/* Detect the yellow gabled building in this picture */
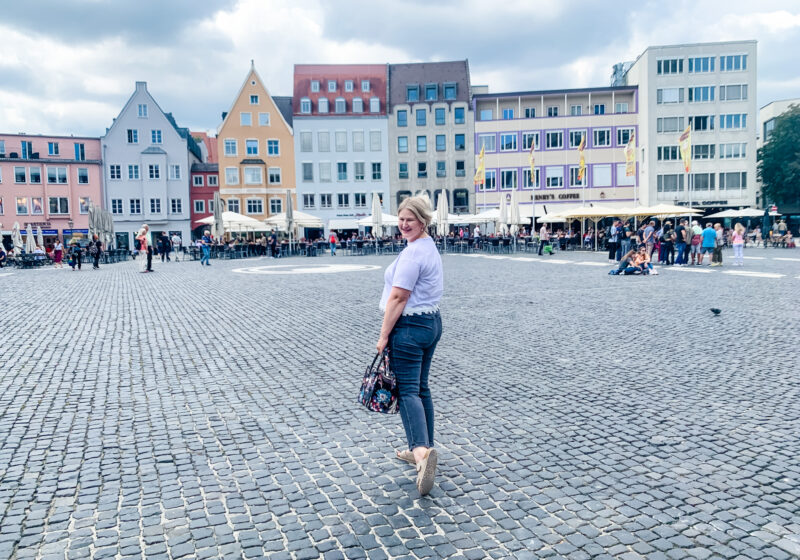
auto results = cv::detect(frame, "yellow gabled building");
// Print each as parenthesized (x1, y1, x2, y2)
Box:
(217, 62, 295, 221)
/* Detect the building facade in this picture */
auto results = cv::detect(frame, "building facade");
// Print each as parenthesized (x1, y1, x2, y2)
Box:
(292, 64, 389, 234)
(387, 61, 474, 214)
(622, 41, 758, 212)
(757, 98, 800, 213)
(473, 87, 639, 217)
(0, 134, 103, 249)
(189, 163, 219, 238)
(103, 81, 201, 250)
(217, 63, 295, 222)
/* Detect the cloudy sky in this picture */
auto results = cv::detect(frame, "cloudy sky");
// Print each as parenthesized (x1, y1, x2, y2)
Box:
(2, 0, 798, 138)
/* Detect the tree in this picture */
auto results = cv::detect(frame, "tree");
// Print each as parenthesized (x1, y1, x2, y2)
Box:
(758, 104, 800, 206)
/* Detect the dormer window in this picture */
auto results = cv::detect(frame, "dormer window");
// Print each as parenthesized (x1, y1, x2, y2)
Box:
(328, 80, 336, 92)
(344, 80, 354, 92)
(352, 98, 363, 113)
(444, 82, 457, 100)
(361, 80, 370, 92)
(425, 84, 438, 101)
(300, 98, 311, 114)
(311, 80, 320, 92)
(318, 98, 329, 113)
(335, 98, 346, 113)
(370, 97, 380, 113)
(406, 85, 419, 102)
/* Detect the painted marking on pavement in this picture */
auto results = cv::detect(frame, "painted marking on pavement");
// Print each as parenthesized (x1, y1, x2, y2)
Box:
(232, 264, 381, 275)
(722, 270, 785, 279)
(668, 267, 713, 273)
(774, 257, 800, 262)
(574, 262, 610, 267)
(0, 272, 14, 278)
(743, 256, 766, 260)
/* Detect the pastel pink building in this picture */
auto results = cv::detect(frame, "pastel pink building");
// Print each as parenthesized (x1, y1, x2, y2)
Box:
(0, 134, 102, 248)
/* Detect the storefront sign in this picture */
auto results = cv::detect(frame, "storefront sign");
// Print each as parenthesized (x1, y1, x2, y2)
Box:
(676, 200, 729, 206)
(534, 193, 582, 201)
(62, 229, 89, 235)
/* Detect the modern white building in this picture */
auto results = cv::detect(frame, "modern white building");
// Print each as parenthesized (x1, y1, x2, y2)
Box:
(103, 81, 201, 250)
(620, 41, 758, 213)
(292, 64, 390, 236)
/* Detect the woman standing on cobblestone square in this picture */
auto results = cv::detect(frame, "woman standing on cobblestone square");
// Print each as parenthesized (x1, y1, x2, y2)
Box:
(376, 196, 443, 496)
(136, 224, 151, 273)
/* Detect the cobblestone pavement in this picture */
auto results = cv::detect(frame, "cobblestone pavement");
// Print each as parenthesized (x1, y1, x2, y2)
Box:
(1, 248, 799, 560)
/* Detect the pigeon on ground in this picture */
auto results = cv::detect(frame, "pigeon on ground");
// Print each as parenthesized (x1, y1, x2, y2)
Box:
(710, 308, 721, 315)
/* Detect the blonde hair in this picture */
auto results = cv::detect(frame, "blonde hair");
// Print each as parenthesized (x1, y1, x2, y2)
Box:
(398, 196, 433, 228)
(734, 223, 745, 234)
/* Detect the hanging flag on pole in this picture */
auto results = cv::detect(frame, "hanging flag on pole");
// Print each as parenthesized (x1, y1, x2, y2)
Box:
(473, 145, 485, 186)
(528, 140, 535, 187)
(678, 124, 692, 173)
(577, 134, 586, 181)
(625, 131, 636, 177)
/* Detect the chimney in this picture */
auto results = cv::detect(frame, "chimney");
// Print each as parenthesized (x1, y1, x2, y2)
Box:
(135, 81, 147, 92)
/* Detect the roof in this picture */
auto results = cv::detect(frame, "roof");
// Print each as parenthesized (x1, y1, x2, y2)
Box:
(293, 64, 388, 117)
(473, 85, 638, 100)
(273, 96, 293, 127)
(388, 60, 471, 108)
(218, 63, 293, 135)
(191, 162, 219, 173)
(240, 158, 266, 165)
(190, 131, 219, 163)
(141, 146, 168, 155)
(165, 113, 203, 161)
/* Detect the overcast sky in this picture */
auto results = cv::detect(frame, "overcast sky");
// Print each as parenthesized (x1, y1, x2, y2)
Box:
(1, 0, 798, 138)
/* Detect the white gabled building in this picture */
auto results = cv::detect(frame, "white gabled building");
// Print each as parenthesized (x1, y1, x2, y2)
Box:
(103, 81, 202, 250)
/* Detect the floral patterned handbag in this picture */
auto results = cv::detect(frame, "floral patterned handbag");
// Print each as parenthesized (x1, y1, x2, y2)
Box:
(358, 351, 399, 414)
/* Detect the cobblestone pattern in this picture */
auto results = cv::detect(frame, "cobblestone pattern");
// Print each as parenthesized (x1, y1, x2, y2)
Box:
(0, 250, 798, 560)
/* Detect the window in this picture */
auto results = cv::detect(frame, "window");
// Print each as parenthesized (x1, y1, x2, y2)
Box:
(524, 107, 536, 119)
(657, 117, 684, 133)
(547, 106, 558, 117)
(31, 197, 43, 215)
(269, 199, 283, 214)
(208, 176, 218, 186)
(522, 132, 539, 150)
(268, 167, 281, 184)
(720, 171, 746, 190)
(501, 169, 517, 190)
(244, 167, 262, 184)
(361, 80, 370, 92)
(352, 162, 363, 181)
(693, 144, 715, 159)
(193, 175, 204, 187)
(328, 80, 336, 92)
(127, 129, 138, 143)
(48, 142, 59, 155)
(148, 164, 160, 180)
(240, 112, 252, 126)
(455, 160, 465, 177)
(311, 80, 320, 93)
(170, 199, 182, 214)
(444, 83, 457, 100)
(300, 131, 312, 152)
(246, 199, 263, 214)
(240, 139, 257, 157)
(406, 85, 419, 102)
(266, 139, 280, 156)
(320, 193, 332, 208)
(151, 130, 162, 144)
(337, 162, 348, 181)
(109, 165, 121, 180)
(688, 86, 715, 102)
(128, 164, 140, 180)
(545, 167, 563, 188)
(399, 162, 409, 179)
(691, 173, 715, 191)
(29, 167, 41, 184)
(370, 131, 381, 151)
(370, 98, 380, 113)
(337, 193, 350, 207)
(372, 162, 382, 180)
(129, 199, 141, 214)
(689, 56, 714, 73)
(354, 193, 367, 208)
(250, 94, 259, 105)
(0, 140, 4, 156)
(78, 168, 89, 184)
(569, 130, 586, 149)
(720, 84, 748, 101)
(434, 135, 446, 152)
(352, 98, 363, 113)
(617, 163, 635, 186)
(483, 170, 496, 190)
(545, 131, 563, 149)
(593, 164, 611, 187)
(318, 98, 329, 113)
(416, 108, 426, 126)
(300, 98, 311, 114)
(318, 131, 330, 152)
(14, 167, 26, 183)
(319, 162, 331, 182)
(227, 199, 240, 213)
(259, 112, 270, 126)
(569, 167, 585, 187)
(720, 113, 746, 129)
(478, 134, 496, 152)
(50, 197, 70, 214)
(112, 199, 123, 214)
(480, 109, 493, 121)
(522, 168, 540, 189)
(335, 131, 347, 152)
(343, 80, 353, 93)
(500, 133, 517, 151)
(150, 198, 161, 213)
(617, 127, 634, 146)
(657, 174, 684, 192)
(657, 146, 680, 161)
(454, 107, 465, 124)
(657, 58, 683, 75)
(425, 84, 437, 101)
(719, 143, 746, 159)
(720, 55, 747, 72)
(502, 108, 514, 120)
(416, 136, 427, 152)
(397, 110, 408, 127)
(417, 162, 427, 178)
(15, 197, 29, 215)
(225, 167, 239, 185)
(335, 98, 346, 113)
(436, 161, 446, 178)
(224, 139, 237, 156)
(208, 199, 214, 212)
(303, 194, 315, 208)
(615, 102, 629, 113)
(138, 103, 148, 117)
(21, 141, 32, 159)
(570, 105, 582, 116)
(435, 108, 446, 125)
(48, 167, 68, 183)
(657, 88, 684, 104)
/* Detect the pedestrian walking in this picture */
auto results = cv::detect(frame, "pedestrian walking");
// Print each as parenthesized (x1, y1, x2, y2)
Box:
(689, 220, 703, 265)
(136, 224, 152, 273)
(699, 222, 716, 266)
(661, 221, 675, 265)
(53, 240, 64, 268)
(538, 223, 548, 256)
(731, 223, 745, 266)
(329, 231, 338, 256)
(89, 234, 103, 269)
(159, 231, 171, 262)
(70, 242, 82, 271)
(269, 229, 278, 258)
(607, 220, 620, 262)
(712, 223, 724, 266)
(171, 232, 182, 259)
(200, 230, 212, 266)
(674, 219, 688, 265)
(376, 196, 443, 496)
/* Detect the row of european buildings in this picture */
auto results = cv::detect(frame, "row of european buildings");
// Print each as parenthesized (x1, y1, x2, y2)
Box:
(1, 39, 792, 250)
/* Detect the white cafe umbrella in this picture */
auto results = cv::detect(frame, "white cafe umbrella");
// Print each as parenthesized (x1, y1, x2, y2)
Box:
(36, 226, 44, 248)
(265, 210, 322, 229)
(357, 212, 398, 227)
(213, 192, 224, 240)
(285, 189, 295, 253)
(372, 193, 383, 238)
(497, 194, 509, 236)
(509, 190, 521, 237)
(436, 191, 449, 238)
(25, 224, 36, 253)
(11, 222, 23, 255)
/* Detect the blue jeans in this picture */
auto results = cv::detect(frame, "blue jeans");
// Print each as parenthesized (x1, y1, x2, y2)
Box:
(200, 246, 210, 265)
(330, 243, 336, 255)
(675, 242, 686, 264)
(389, 311, 442, 451)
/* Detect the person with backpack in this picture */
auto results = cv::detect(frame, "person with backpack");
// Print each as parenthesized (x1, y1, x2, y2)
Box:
(89, 234, 103, 269)
(70, 241, 83, 271)
(159, 231, 171, 262)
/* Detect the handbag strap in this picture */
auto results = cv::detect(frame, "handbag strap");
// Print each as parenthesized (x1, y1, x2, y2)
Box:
(369, 350, 388, 371)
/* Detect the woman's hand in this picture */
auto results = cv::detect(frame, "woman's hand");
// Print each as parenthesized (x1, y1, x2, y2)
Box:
(376, 334, 389, 354)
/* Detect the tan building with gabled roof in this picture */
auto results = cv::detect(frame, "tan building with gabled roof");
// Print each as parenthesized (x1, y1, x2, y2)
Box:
(217, 62, 295, 221)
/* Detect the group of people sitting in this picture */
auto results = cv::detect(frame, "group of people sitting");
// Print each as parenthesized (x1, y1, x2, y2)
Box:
(609, 244, 656, 275)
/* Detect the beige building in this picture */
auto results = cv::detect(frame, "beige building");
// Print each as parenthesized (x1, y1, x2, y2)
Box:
(217, 63, 295, 220)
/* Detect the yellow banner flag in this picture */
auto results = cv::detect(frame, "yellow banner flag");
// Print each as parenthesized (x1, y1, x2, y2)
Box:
(577, 134, 586, 182)
(473, 145, 485, 186)
(678, 125, 691, 173)
(528, 140, 535, 186)
(625, 132, 636, 177)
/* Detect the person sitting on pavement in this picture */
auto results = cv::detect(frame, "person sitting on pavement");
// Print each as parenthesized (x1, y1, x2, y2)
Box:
(622, 245, 652, 275)
(609, 247, 637, 275)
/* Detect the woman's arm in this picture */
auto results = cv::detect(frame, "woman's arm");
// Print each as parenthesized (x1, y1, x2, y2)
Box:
(376, 287, 411, 353)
